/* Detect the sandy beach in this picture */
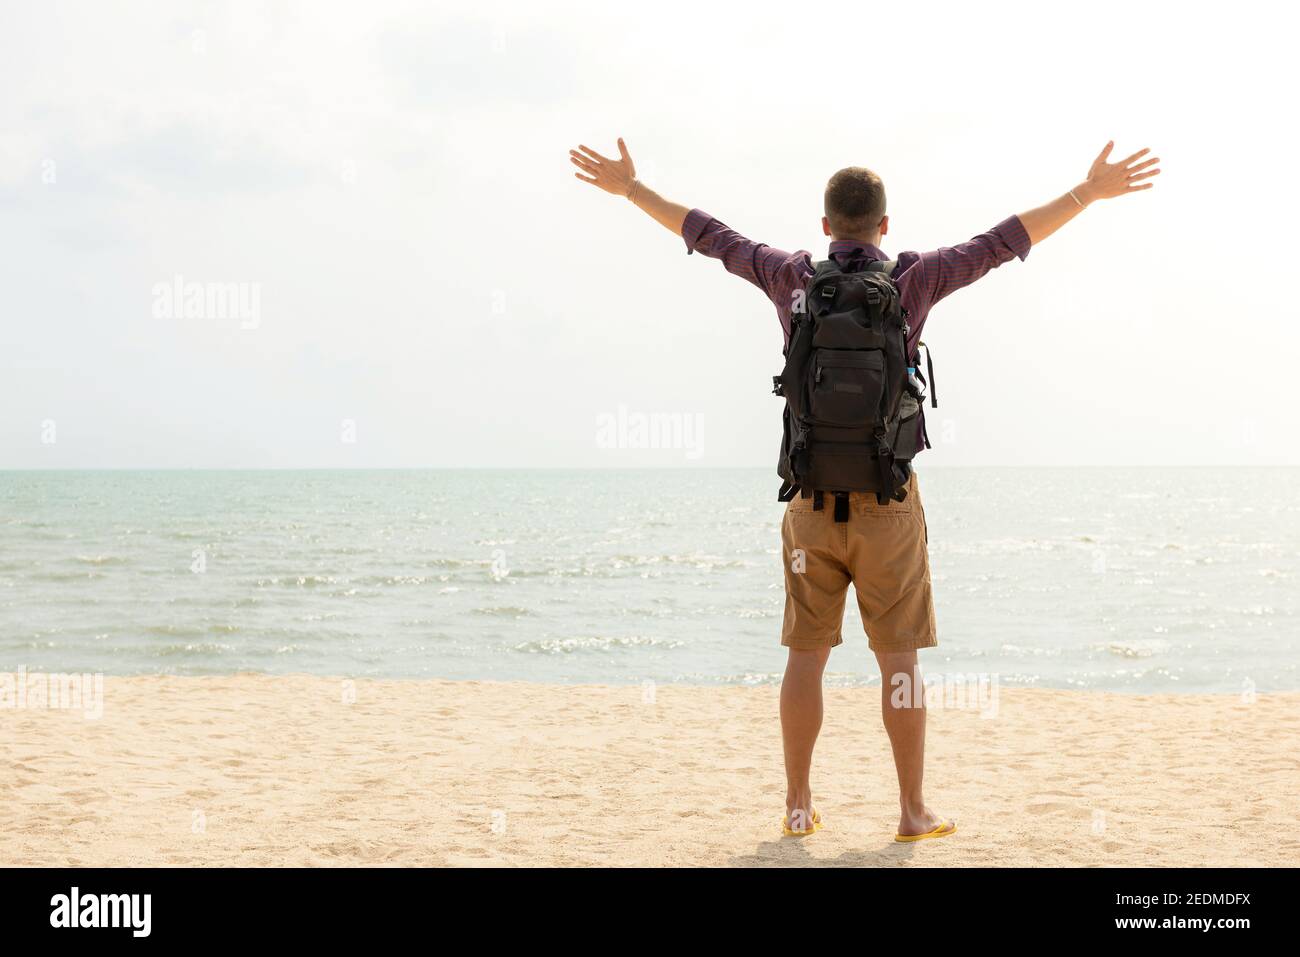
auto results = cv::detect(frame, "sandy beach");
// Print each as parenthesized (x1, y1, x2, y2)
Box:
(2, 675, 1297, 867)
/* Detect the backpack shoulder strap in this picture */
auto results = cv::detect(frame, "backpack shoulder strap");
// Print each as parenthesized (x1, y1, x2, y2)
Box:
(811, 257, 845, 279)
(807, 258, 846, 309)
(864, 258, 897, 276)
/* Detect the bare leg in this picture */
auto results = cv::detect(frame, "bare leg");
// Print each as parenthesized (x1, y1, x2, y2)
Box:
(780, 645, 832, 828)
(875, 649, 948, 836)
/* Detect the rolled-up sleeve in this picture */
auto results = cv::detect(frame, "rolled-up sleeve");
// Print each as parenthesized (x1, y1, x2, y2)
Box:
(681, 207, 715, 255)
(911, 214, 1031, 310)
(679, 208, 809, 309)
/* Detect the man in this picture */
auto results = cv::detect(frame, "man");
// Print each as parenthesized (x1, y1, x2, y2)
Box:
(569, 138, 1160, 841)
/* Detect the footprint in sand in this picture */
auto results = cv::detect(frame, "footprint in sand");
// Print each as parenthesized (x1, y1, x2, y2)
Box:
(1025, 801, 1070, 814)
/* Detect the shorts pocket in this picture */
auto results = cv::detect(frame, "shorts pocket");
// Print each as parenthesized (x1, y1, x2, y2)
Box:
(851, 494, 914, 517)
(851, 471, 917, 517)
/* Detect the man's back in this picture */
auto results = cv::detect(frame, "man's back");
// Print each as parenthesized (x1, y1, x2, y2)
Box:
(679, 207, 1033, 461)
(679, 207, 1031, 367)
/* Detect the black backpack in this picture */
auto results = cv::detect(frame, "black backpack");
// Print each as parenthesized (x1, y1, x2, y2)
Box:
(772, 257, 935, 517)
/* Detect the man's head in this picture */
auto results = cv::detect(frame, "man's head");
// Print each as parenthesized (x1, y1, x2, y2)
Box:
(822, 167, 888, 245)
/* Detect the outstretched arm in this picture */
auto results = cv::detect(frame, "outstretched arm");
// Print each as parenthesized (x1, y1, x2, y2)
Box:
(1018, 141, 1161, 245)
(569, 138, 688, 235)
(569, 137, 811, 330)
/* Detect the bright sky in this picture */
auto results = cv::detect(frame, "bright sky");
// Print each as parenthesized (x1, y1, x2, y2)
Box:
(1, 0, 1295, 468)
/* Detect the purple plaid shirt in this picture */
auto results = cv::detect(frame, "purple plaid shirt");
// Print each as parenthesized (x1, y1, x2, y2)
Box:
(681, 208, 1032, 454)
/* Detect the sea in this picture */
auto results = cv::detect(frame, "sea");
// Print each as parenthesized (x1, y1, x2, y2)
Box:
(1, 468, 1296, 693)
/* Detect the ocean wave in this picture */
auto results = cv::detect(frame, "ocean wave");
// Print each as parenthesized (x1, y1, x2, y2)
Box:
(147, 641, 236, 657)
(484, 558, 753, 579)
(353, 574, 449, 587)
(609, 554, 750, 570)
(253, 575, 340, 588)
(999, 643, 1062, 658)
(472, 606, 535, 618)
(29, 570, 108, 582)
(1105, 639, 1170, 659)
(675, 670, 783, 686)
(396, 620, 454, 632)
(419, 557, 487, 568)
(511, 635, 685, 654)
(936, 539, 1063, 556)
(136, 623, 243, 638)
(489, 567, 594, 579)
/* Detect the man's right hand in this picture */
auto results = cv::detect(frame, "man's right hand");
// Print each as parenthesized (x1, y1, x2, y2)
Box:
(1018, 140, 1162, 245)
(1076, 141, 1161, 204)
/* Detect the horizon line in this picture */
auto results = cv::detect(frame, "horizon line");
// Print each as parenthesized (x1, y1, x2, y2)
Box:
(3, 464, 1299, 473)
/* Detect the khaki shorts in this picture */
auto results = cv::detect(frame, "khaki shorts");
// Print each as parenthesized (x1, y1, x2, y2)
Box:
(780, 470, 937, 652)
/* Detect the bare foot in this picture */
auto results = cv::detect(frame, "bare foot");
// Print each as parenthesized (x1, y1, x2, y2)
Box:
(785, 789, 818, 833)
(898, 801, 951, 837)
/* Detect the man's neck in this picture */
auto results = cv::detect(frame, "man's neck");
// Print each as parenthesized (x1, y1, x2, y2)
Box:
(831, 235, 883, 248)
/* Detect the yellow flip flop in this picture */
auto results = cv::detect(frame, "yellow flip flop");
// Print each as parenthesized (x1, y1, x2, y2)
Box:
(895, 819, 956, 843)
(782, 809, 823, 837)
